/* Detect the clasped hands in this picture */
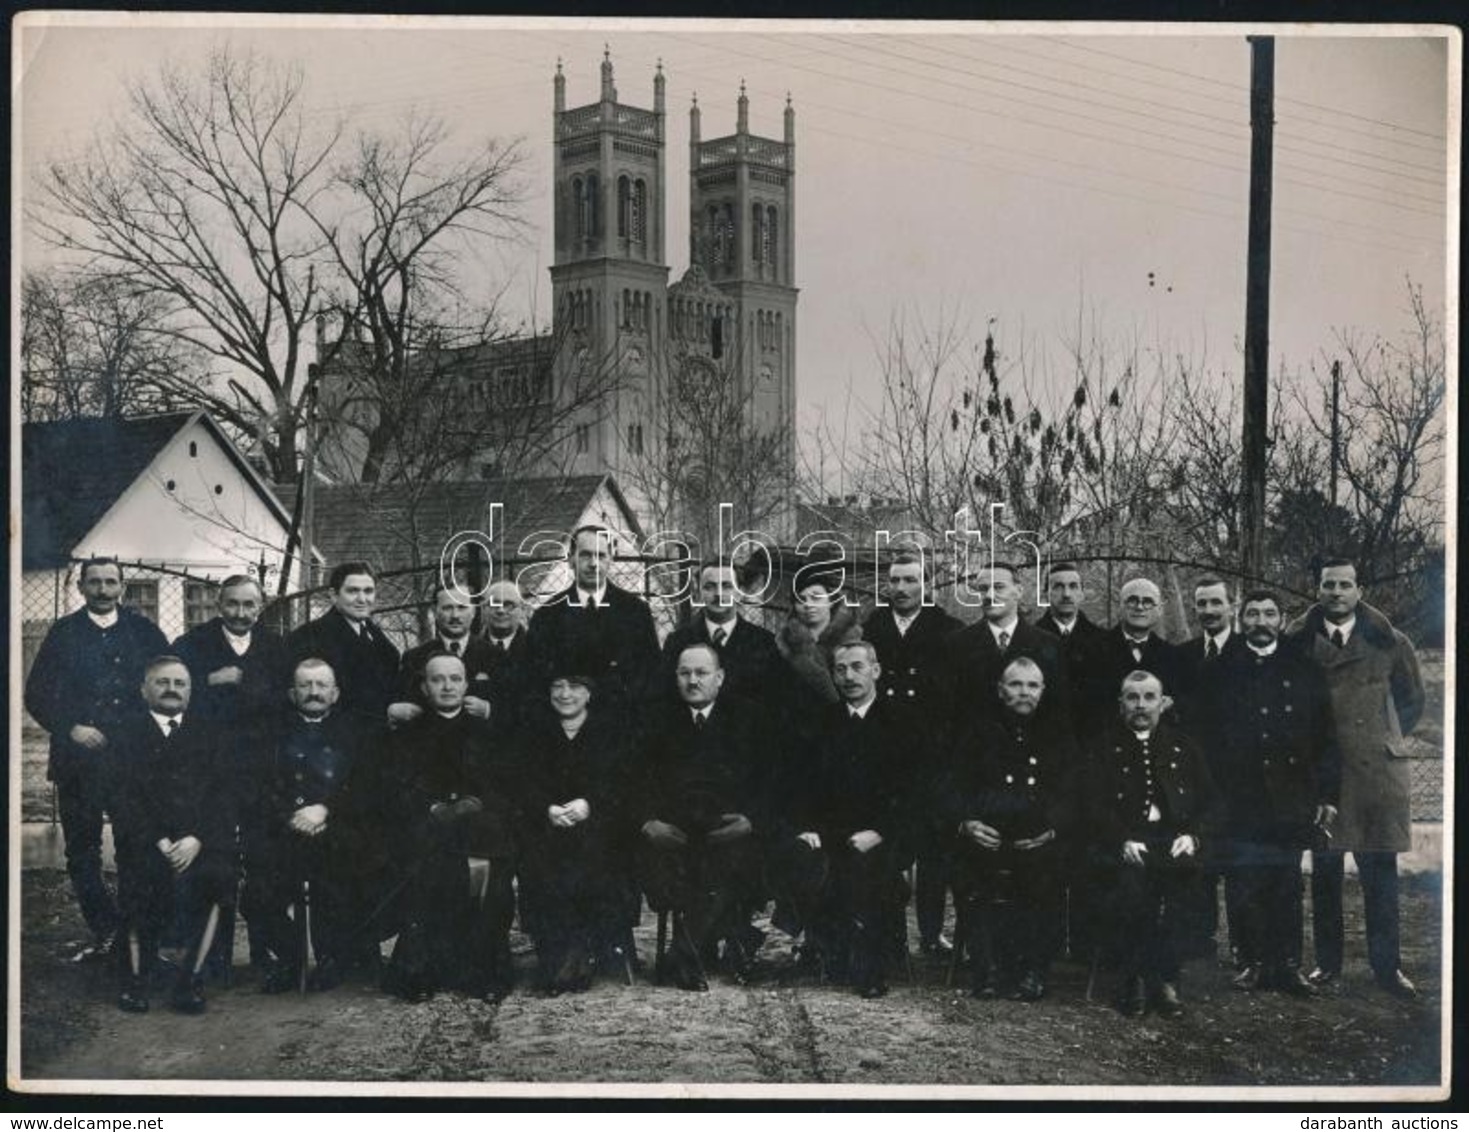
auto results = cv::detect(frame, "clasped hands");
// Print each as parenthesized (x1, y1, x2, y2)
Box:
(958, 820, 1055, 851)
(155, 835, 203, 873)
(549, 798, 591, 828)
(430, 796, 484, 825)
(794, 829, 883, 853)
(289, 804, 329, 837)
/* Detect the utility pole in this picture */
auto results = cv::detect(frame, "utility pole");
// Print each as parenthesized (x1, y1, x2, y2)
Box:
(1241, 36, 1275, 583)
(1329, 357, 1341, 509)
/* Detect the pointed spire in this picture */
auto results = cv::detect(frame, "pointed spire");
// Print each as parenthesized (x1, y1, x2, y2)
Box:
(736, 79, 749, 135)
(690, 90, 701, 145)
(554, 57, 566, 114)
(784, 90, 795, 146)
(654, 57, 665, 113)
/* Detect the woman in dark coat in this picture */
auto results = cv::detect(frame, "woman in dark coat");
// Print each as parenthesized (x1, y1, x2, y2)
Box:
(514, 668, 632, 993)
(774, 578, 863, 709)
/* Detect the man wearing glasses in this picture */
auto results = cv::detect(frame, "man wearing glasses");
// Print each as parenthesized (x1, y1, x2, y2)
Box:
(1083, 578, 1182, 734)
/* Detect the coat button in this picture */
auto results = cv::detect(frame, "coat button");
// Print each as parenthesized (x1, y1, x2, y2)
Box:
(1005, 774, 1014, 784)
(1285, 705, 1293, 713)
(295, 796, 305, 805)
(1259, 707, 1269, 715)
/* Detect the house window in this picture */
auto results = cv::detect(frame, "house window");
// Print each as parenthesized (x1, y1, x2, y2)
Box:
(124, 580, 159, 624)
(184, 581, 216, 630)
(627, 422, 644, 456)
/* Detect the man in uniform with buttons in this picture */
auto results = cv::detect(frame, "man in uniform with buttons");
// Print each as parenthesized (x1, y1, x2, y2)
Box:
(25, 557, 169, 958)
(253, 659, 366, 993)
(1206, 589, 1339, 996)
(943, 657, 1078, 1000)
(1091, 670, 1221, 1019)
(862, 547, 961, 959)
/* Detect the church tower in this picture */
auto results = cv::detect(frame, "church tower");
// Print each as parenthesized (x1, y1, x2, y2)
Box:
(687, 83, 798, 473)
(551, 52, 669, 474)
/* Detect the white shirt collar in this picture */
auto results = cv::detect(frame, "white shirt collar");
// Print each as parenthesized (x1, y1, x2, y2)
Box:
(224, 626, 252, 655)
(576, 585, 608, 608)
(87, 609, 119, 629)
(892, 609, 920, 634)
(1326, 614, 1356, 643)
(706, 616, 738, 640)
(690, 705, 713, 724)
(1051, 614, 1077, 635)
(1132, 729, 1152, 742)
(1247, 641, 1278, 657)
(435, 707, 464, 720)
(1205, 627, 1231, 652)
(988, 615, 1019, 641)
(150, 710, 183, 735)
(847, 695, 877, 719)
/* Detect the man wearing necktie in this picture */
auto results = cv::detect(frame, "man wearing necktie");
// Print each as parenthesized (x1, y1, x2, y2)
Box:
(286, 561, 401, 731)
(659, 561, 786, 712)
(1286, 558, 1426, 998)
(777, 641, 915, 998)
(109, 657, 234, 1015)
(1082, 577, 1182, 735)
(1090, 670, 1221, 1019)
(635, 643, 767, 991)
(392, 585, 497, 725)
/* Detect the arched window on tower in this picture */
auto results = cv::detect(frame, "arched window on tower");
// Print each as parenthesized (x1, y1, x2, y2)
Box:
(586, 173, 600, 238)
(632, 180, 647, 243)
(766, 207, 778, 275)
(707, 206, 722, 272)
(572, 178, 586, 240)
(752, 204, 763, 262)
(723, 204, 736, 268)
(617, 176, 631, 238)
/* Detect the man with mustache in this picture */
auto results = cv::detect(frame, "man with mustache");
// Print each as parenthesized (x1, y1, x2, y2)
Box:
(391, 584, 497, 724)
(109, 657, 235, 1014)
(1206, 589, 1339, 996)
(252, 659, 367, 993)
(25, 557, 169, 958)
(171, 573, 286, 976)
(943, 657, 1079, 1001)
(1090, 671, 1221, 1019)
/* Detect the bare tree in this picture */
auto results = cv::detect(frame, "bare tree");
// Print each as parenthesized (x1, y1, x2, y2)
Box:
(621, 338, 794, 549)
(21, 269, 207, 422)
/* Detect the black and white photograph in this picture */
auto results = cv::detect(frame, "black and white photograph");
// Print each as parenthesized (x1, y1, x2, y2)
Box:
(9, 14, 1455, 1101)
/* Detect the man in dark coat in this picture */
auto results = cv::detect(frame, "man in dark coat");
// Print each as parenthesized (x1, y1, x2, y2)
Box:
(944, 657, 1079, 1001)
(1287, 558, 1426, 998)
(1033, 561, 1110, 729)
(251, 659, 367, 994)
(1091, 670, 1221, 1019)
(480, 578, 535, 732)
(1082, 577, 1183, 734)
(524, 524, 661, 724)
(862, 548, 961, 958)
(171, 573, 286, 973)
(1170, 576, 1247, 966)
(24, 558, 169, 954)
(636, 643, 768, 991)
(392, 584, 497, 722)
(660, 560, 786, 710)
(286, 560, 401, 729)
(778, 640, 914, 998)
(109, 657, 235, 1014)
(946, 560, 1069, 729)
(375, 653, 517, 1002)
(1207, 589, 1340, 996)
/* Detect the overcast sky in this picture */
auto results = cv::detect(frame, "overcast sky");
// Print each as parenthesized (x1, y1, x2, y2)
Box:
(16, 17, 1455, 454)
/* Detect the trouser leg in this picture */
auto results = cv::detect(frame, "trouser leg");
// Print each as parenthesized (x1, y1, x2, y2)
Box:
(914, 837, 949, 946)
(1310, 849, 1345, 974)
(56, 768, 120, 940)
(1356, 851, 1402, 976)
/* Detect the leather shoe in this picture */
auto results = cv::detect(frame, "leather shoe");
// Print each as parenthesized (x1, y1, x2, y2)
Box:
(117, 978, 149, 1014)
(920, 937, 953, 959)
(1117, 976, 1147, 1018)
(671, 966, 710, 992)
(1232, 964, 1261, 990)
(307, 958, 342, 992)
(1275, 968, 1317, 997)
(859, 979, 888, 999)
(1375, 969, 1418, 999)
(1153, 982, 1184, 1019)
(170, 974, 207, 1015)
(260, 962, 298, 994)
(1014, 971, 1046, 1002)
(970, 969, 999, 999)
(1306, 966, 1340, 987)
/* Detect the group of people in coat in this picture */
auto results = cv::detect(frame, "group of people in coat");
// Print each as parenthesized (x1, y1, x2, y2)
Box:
(24, 528, 1427, 1019)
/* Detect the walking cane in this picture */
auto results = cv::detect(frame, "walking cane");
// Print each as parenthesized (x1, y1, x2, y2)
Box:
(297, 878, 312, 995)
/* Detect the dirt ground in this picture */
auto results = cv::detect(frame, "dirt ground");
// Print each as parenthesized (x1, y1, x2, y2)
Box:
(16, 866, 1443, 1093)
